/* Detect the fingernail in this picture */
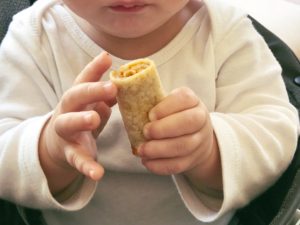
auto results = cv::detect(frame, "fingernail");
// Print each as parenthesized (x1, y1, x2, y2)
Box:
(143, 124, 151, 139)
(89, 170, 95, 180)
(136, 144, 144, 157)
(102, 81, 113, 90)
(148, 111, 156, 121)
(84, 112, 94, 123)
(99, 51, 109, 59)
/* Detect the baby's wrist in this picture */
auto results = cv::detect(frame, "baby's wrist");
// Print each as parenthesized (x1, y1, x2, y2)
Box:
(38, 121, 80, 194)
(184, 133, 222, 191)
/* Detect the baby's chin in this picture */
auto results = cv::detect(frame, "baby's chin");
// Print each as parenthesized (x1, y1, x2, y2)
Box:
(102, 21, 164, 40)
(107, 28, 157, 39)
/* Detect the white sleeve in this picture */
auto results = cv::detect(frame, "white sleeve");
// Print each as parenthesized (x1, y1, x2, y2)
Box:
(173, 12, 299, 223)
(0, 9, 96, 210)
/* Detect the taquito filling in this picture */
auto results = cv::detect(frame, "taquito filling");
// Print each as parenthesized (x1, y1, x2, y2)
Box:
(114, 62, 150, 78)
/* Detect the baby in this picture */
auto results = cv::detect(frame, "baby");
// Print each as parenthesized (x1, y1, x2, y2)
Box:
(0, 0, 298, 224)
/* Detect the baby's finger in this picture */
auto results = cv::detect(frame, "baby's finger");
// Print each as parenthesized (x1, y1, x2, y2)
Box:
(144, 107, 207, 139)
(138, 131, 204, 159)
(142, 152, 199, 175)
(64, 145, 104, 181)
(55, 111, 100, 141)
(60, 81, 117, 113)
(149, 87, 199, 121)
(92, 102, 112, 137)
(74, 52, 112, 85)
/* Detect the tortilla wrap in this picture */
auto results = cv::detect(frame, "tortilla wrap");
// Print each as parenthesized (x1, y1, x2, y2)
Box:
(110, 58, 165, 155)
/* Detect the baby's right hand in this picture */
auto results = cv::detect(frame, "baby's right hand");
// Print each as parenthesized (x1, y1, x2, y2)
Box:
(39, 52, 117, 194)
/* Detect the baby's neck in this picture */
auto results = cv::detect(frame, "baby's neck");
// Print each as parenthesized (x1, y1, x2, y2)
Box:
(89, 15, 188, 60)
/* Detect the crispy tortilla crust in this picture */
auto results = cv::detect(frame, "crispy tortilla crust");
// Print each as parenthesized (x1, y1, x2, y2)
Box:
(110, 58, 165, 155)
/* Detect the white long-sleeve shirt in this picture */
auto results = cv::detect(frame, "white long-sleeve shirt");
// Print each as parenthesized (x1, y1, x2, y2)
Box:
(0, 0, 298, 224)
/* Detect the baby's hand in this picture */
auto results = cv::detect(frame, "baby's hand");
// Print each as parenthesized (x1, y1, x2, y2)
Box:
(39, 52, 117, 193)
(137, 87, 221, 188)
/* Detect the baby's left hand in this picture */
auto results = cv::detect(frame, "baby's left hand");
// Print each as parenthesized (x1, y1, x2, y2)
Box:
(137, 87, 216, 177)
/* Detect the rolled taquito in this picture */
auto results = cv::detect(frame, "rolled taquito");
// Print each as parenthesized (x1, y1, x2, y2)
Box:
(110, 58, 165, 155)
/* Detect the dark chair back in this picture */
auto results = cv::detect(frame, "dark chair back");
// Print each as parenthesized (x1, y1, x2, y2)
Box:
(0, 0, 31, 43)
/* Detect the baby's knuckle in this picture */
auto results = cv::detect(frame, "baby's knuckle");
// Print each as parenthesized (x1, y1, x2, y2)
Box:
(72, 154, 80, 168)
(85, 83, 95, 96)
(141, 143, 152, 157)
(65, 150, 83, 172)
(172, 142, 185, 156)
(190, 132, 203, 147)
(193, 108, 206, 125)
(65, 149, 76, 167)
(74, 156, 86, 174)
(61, 91, 73, 108)
(147, 122, 163, 139)
(184, 110, 200, 128)
(164, 163, 183, 175)
(177, 87, 198, 106)
(54, 117, 63, 136)
(144, 162, 158, 174)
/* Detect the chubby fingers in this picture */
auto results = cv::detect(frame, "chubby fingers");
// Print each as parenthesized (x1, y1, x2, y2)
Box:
(139, 127, 211, 158)
(141, 154, 199, 176)
(148, 87, 199, 121)
(144, 106, 207, 140)
(139, 128, 214, 175)
(145, 87, 203, 139)
(55, 110, 100, 141)
(55, 101, 113, 141)
(60, 81, 117, 113)
(138, 87, 215, 175)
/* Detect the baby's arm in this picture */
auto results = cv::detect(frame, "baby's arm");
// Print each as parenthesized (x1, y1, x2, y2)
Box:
(0, 7, 117, 209)
(39, 52, 117, 195)
(0, 38, 116, 208)
(136, 16, 299, 222)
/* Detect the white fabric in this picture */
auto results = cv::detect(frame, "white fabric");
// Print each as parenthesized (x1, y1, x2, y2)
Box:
(0, 0, 298, 224)
(227, 0, 300, 59)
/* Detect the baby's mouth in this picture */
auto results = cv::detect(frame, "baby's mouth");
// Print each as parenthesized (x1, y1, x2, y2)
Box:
(109, 3, 148, 12)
